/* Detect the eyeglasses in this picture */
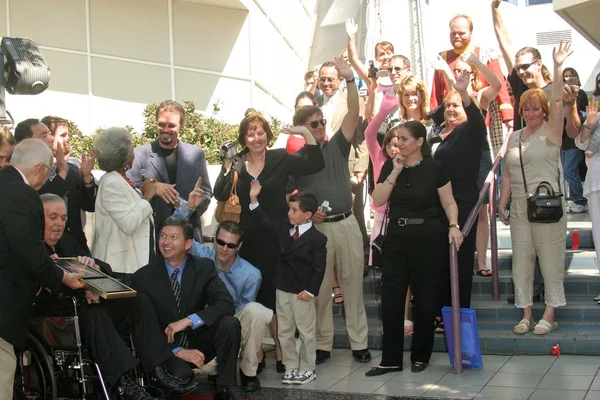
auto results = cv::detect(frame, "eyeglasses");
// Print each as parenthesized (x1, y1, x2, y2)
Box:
(42, 164, 53, 176)
(387, 66, 408, 74)
(514, 60, 538, 72)
(319, 77, 337, 83)
(216, 238, 239, 249)
(307, 119, 327, 129)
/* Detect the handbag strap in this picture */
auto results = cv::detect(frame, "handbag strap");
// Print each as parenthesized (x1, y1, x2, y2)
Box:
(231, 170, 239, 197)
(518, 131, 562, 195)
(379, 206, 389, 235)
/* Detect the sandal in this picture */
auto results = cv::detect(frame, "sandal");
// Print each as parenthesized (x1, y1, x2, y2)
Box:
(476, 269, 492, 277)
(434, 318, 445, 334)
(513, 318, 534, 334)
(404, 320, 414, 336)
(332, 286, 344, 304)
(533, 319, 558, 335)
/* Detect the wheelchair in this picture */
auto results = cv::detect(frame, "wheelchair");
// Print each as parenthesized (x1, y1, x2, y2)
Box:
(13, 296, 157, 400)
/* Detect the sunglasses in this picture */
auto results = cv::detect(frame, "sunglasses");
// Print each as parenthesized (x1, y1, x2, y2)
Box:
(307, 119, 327, 129)
(319, 77, 337, 83)
(514, 60, 538, 72)
(216, 238, 239, 249)
(387, 66, 408, 74)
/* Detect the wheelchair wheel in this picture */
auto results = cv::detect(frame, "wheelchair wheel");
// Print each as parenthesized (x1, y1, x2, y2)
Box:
(13, 333, 57, 400)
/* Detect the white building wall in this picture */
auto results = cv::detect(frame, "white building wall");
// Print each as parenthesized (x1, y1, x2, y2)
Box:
(1, 0, 317, 133)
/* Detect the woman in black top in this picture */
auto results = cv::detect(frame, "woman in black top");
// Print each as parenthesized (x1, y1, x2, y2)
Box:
(428, 70, 487, 314)
(213, 112, 324, 370)
(365, 121, 463, 375)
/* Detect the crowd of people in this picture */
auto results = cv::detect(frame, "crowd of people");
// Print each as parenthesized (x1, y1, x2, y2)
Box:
(1, 1, 600, 399)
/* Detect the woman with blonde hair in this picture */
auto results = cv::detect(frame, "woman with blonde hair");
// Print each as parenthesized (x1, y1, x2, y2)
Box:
(499, 41, 572, 335)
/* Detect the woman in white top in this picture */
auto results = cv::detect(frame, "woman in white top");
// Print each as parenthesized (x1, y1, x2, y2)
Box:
(92, 127, 157, 279)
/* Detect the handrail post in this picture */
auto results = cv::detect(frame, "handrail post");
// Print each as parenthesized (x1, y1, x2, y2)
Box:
(450, 242, 462, 374)
(489, 172, 500, 301)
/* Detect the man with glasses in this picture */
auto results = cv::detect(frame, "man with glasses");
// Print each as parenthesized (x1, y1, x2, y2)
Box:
(127, 100, 213, 243)
(294, 58, 372, 365)
(173, 201, 270, 393)
(431, 13, 514, 155)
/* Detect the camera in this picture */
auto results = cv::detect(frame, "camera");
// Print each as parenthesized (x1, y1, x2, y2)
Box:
(319, 200, 332, 214)
(220, 141, 237, 159)
(368, 60, 378, 79)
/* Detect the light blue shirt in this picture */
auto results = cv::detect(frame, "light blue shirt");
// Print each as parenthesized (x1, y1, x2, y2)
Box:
(164, 259, 204, 355)
(188, 241, 262, 315)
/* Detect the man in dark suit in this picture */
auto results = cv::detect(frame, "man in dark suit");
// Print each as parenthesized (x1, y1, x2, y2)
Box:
(131, 217, 240, 400)
(40, 193, 198, 400)
(0, 139, 83, 400)
(15, 117, 97, 252)
(127, 101, 213, 242)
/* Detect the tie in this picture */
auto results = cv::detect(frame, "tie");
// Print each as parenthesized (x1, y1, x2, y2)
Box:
(291, 226, 300, 243)
(170, 269, 189, 349)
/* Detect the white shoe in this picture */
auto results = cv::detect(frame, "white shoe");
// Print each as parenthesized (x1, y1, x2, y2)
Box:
(292, 370, 317, 385)
(281, 369, 298, 385)
(569, 203, 588, 213)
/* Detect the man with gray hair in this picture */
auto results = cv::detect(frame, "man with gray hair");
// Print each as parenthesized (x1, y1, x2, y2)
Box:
(0, 139, 83, 400)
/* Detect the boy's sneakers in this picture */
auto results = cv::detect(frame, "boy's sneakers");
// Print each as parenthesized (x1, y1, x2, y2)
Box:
(292, 370, 317, 385)
(569, 203, 589, 214)
(281, 369, 298, 384)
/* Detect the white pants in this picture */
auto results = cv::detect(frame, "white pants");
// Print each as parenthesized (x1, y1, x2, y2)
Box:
(235, 302, 273, 376)
(588, 191, 600, 274)
(0, 337, 15, 400)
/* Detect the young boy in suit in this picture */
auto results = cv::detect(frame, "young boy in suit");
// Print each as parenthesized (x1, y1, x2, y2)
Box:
(248, 180, 327, 385)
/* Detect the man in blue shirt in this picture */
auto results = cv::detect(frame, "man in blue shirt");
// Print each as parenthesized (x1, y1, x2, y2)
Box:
(175, 204, 272, 392)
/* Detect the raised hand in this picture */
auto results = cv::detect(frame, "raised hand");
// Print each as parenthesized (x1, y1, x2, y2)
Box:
(55, 141, 68, 179)
(463, 52, 481, 66)
(249, 179, 262, 199)
(186, 177, 204, 210)
(333, 57, 354, 81)
(552, 40, 573, 66)
(429, 55, 451, 72)
(451, 70, 471, 92)
(562, 84, 578, 107)
(280, 125, 311, 137)
(345, 18, 358, 38)
(80, 150, 96, 182)
(491, 0, 501, 9)
(586, 99, 600, 129)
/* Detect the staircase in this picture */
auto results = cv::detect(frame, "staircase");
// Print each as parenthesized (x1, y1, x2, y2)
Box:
(332, 214, 600, 355)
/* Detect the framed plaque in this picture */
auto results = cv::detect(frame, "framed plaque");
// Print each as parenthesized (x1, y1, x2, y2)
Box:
(55, 258, 137, 300)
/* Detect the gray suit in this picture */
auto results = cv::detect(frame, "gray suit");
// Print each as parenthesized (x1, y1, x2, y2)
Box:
(127, 140, 213, 241)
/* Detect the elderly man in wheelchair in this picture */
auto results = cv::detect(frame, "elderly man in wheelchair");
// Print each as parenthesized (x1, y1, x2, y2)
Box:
(13, 193, 199, 400)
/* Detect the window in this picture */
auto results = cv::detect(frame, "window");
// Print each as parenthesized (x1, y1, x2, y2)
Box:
(502, 0, 518, 4)
(527, 0, 552, 5)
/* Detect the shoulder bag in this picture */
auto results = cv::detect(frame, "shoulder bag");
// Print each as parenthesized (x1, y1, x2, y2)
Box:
(370, 207, 389, 268)
(518, 133, 563, 223)
(215, 170, 242, 223)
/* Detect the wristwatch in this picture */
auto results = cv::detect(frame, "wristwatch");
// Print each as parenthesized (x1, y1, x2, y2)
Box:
(449, 224, 460, 229)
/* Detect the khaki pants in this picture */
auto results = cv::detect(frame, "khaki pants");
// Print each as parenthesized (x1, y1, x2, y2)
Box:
(315, 215, 368, 351)
(276, 289, 316, 371)
(0, 337, 15, 400)
(235, 302, 273, 377)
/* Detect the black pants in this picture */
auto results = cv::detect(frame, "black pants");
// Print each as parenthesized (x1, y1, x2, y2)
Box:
(79, 293, 173, 386)
(440, 199, 478, 309)
(167, 316, 241, 388)
(380, 226, 447, 367)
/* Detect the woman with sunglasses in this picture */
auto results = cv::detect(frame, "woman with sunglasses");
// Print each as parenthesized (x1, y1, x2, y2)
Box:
(213, 111, 324, 373)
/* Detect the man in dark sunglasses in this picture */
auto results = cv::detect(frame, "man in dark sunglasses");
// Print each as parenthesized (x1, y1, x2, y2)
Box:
(172, 205, 271, 393)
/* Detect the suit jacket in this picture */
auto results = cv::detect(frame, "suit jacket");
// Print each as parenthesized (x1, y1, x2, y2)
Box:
(127, 141, 213, 241)
(249, 205, 327, 296)
(92, 171, 153, 274)
(131, 255, 235, 347)
(0, 166, 64, 348)
(39, 162, 97, 252)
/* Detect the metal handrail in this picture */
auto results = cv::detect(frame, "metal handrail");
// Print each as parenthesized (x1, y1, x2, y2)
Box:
(450, 139, 509, 374)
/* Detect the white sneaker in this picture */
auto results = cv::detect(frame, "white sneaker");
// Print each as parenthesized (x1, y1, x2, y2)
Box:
(569, 203, 589, 213)
(281, 369, 298, 385)
(292, 370, 317, 385)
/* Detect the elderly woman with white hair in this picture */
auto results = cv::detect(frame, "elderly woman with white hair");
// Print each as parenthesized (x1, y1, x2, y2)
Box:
(91, 127, 157, 280)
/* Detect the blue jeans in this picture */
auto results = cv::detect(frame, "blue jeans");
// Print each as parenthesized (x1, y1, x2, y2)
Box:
(563, 149, 587, 206)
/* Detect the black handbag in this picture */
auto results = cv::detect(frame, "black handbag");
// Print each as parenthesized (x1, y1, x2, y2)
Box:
(370, 208, 388, 268)
(518, 134, 563, 223)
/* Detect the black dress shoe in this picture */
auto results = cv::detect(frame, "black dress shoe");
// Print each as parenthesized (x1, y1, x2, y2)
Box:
(152, 363, 199, 395)
(257, 351, 266, 375)
(316, 350, 331, 365)
(411, 362, 428, 373)
(352, 349, 372, 363)
(365, 366, 402, 376)
(118, 374, 159, 400)
(240, 369, 261, 392)
(213, 388, 235, 400)
(276, 360, 286, 373)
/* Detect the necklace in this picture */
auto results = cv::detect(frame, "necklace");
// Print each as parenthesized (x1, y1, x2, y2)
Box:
(404, 158, 423, 168)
